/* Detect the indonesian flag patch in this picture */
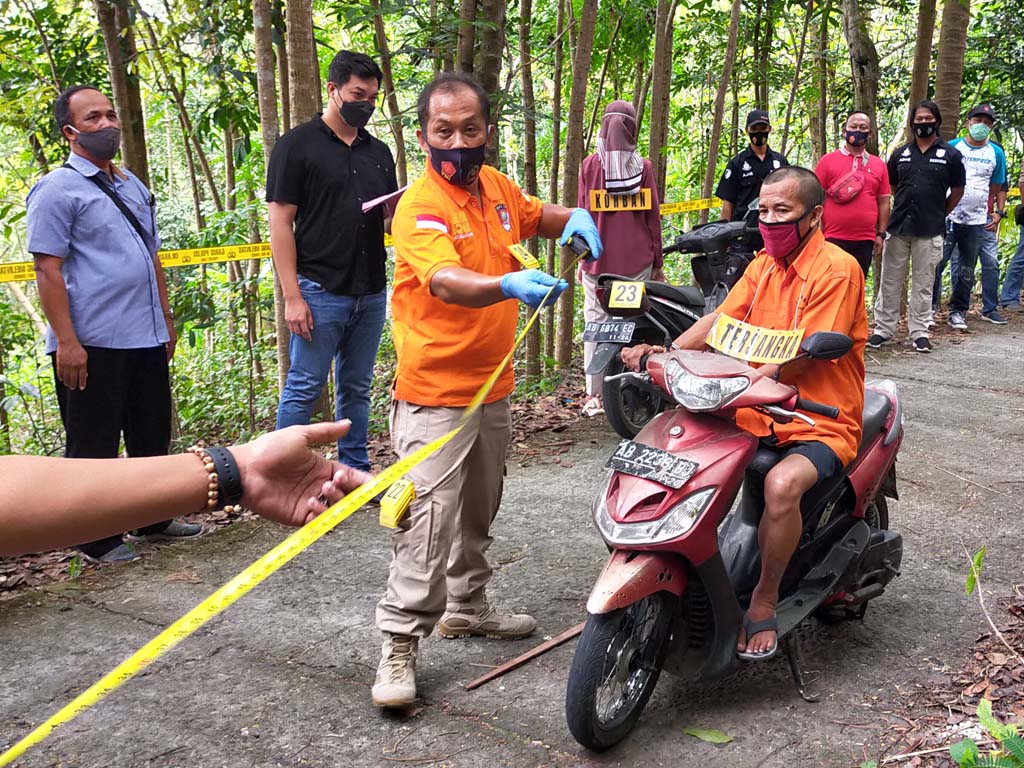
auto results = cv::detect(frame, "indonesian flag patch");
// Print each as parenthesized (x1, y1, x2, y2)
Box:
(415, 214, 448, 234)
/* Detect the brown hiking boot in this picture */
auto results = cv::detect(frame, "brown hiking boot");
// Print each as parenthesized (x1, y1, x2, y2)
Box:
(371, 633, 417, 708)
(437, 604, 537, 640)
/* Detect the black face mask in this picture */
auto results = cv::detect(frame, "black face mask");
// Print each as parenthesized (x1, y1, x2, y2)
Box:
(427, 140, 487, 186)
(67, 125, 121, 162)
(749, 130, 770, 147)
(337, 97, 374, 129)
(845, 129, 869, 147)
(912, 122, 937, 138)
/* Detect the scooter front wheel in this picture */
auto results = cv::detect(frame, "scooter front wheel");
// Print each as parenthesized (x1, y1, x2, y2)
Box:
(565, 593, 674, 751)
(602, 355, 667, 439)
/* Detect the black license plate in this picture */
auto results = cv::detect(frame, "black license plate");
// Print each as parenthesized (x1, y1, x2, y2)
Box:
(583, 320, 636, 343)
(605, 440, 698, 489)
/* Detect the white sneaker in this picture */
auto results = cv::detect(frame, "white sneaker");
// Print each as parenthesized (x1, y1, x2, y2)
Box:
(371, 634, 417, 708)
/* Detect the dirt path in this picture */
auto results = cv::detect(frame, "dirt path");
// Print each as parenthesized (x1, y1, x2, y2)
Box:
(2, 321, 1022, 768)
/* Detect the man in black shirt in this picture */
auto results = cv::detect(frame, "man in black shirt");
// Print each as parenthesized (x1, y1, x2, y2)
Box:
(868, 100, 965, 353)
(266, 50, 398, 473)
(715, 109, 790, 231)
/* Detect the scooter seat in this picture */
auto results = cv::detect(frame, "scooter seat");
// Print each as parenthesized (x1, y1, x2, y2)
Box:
(644, 281, 706, 309)
(859, 389, 892, 451)
(745, 389, 893, 518)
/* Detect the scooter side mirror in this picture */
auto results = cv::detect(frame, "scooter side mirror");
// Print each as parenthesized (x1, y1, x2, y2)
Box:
(799, 331, 853, 360)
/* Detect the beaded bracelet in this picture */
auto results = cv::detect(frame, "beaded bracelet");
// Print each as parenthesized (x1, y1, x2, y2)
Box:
(187, 445, 240, 513)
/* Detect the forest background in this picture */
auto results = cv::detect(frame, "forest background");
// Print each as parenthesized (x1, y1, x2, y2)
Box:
(0, 0, 1020, 458)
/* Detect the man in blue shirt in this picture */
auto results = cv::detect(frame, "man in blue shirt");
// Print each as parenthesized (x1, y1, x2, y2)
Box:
(941, 103, 1008, 329)
(26, 85, 201, 562)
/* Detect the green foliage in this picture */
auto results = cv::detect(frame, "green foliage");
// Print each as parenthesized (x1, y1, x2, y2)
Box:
(966, 546, 987, 596)
(682, 727, 734, 744)
(950, 701, 1023, 767)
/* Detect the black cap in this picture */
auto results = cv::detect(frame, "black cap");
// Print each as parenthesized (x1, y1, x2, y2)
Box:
(967, 103, 997, 121)
(746, 109, 771, 128)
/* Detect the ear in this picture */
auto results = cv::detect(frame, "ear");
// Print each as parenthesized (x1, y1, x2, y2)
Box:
(415, 128, 429, 156)
(485, 124, 496, 146)
(810, 204, 824, 229)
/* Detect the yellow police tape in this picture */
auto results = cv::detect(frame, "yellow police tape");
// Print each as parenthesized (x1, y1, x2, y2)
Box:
(0, 252, 573, 767)
(4, 188, 1019, 285)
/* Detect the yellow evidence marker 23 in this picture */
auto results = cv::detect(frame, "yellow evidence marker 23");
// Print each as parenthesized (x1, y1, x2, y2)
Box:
(704, 314, 805, 365)
(607, 280, 645, 310)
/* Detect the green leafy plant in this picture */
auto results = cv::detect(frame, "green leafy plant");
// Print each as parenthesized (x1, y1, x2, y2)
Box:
(949, 699, 1024, 767)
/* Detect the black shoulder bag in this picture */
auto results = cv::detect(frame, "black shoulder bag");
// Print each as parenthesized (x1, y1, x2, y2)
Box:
(64, 163, 154, 250)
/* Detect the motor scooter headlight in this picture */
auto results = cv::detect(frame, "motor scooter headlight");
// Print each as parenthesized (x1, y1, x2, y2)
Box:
(664, 359, 748, 411)
(594, 485, 716, 546)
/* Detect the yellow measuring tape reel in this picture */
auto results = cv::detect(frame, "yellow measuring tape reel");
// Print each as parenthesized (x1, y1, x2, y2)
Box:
(0, 249, 582, 767)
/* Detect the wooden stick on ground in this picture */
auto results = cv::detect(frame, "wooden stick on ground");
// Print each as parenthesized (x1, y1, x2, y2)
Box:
(463, 622, 585, 691)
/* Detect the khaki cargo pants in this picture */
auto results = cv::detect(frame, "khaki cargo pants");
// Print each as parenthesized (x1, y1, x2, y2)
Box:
(376, 397, 512, 638)
(873, 234, 944, 341)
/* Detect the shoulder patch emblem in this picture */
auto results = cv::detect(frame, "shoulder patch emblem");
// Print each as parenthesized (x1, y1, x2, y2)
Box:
(724, 168, 732, 179)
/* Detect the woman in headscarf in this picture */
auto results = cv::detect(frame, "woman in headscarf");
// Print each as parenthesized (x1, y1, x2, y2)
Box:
(577, 100, 664, 417)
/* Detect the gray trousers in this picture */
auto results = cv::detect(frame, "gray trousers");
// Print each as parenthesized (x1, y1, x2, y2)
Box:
(873, 234, 943, 341)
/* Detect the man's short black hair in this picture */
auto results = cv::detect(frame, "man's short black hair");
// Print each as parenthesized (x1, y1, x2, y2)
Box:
(911, 99, 942, 126)
(328, 50, 383, 88)
(762, 166, 824, 209)
(846, 110, 872, 126)
(416, 73, 490, 131)
(54, 85, 102, 132)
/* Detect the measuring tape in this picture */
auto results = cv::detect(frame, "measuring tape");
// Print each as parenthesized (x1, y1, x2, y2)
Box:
(0, 251, 577, 766)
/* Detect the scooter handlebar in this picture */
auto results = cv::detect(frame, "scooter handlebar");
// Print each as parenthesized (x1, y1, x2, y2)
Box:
(795, 397, 839, 420)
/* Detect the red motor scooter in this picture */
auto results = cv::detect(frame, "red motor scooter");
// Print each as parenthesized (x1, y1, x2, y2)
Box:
(565, 332, 904, 751)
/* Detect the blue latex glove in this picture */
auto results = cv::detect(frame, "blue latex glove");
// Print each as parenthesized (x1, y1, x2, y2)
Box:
(500, 269, 569, 308)
(559, 208, 603, 261)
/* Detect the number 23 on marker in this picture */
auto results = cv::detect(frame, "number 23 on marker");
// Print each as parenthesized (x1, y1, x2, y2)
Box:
(608, 280, 645, 309)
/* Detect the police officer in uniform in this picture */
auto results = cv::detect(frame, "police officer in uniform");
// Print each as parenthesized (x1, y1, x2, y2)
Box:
(715, 109, 790, 235)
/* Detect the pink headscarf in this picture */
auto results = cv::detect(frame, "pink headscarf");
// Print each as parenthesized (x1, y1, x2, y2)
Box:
(596, 100, 643, 195)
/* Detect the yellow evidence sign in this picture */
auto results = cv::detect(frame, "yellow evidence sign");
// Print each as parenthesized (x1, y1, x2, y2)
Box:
(589, 188, 653, 212)
(705, 315, 804, 364)
(508, 243, 542, 270)
(607, 280, 646, 310)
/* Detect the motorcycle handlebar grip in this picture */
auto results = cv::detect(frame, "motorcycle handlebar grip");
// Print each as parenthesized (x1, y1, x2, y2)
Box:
(662, 241, 683, 255)
(638, 352, 652, 372)
(795, 397, 839, 420)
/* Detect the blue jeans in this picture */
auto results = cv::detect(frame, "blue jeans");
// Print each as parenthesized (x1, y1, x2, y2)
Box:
(999, 226, 1024, 307)
(276, 276, 387, 471)
(948, 222, 999, 315)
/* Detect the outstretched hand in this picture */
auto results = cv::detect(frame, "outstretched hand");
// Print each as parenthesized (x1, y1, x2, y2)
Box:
(231, 421, 373, 527)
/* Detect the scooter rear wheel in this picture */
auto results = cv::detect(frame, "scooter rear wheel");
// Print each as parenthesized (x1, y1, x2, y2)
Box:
(565, 593, 674, 751)
(602, 356, 667, 439)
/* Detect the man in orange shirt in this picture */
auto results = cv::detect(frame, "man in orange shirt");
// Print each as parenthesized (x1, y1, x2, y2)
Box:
(624, 167, 866, 661)
(372, 72, 602, 708)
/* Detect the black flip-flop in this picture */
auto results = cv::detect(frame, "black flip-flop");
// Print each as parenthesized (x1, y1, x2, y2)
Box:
(736, 614, 779, 662)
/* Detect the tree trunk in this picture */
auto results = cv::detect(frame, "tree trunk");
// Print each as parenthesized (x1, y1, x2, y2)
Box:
(647, 0, 676, 200)
(254, 0, 290, 391)
(544, 0, 565, 364)
(753, 0, 775, 109)
(519, 0, 540, 379)
(583, 14, 622, 154)
(273, 0, 291, 132)
(94, 0, 149, 186)
(808, 12, 829, 160)
(474, 0, 506, 167)
(699, 0, 742, 224)
(840, 0, 880, 154)
(908, 0, 937, 131)
(555, 0, 597, 368)
(457, 0, 478, 72)
(286, 0, 320, 123)
(779, 2, 811, 157)
(370, 0, 408, 186)
(933, 0, 971, 140)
